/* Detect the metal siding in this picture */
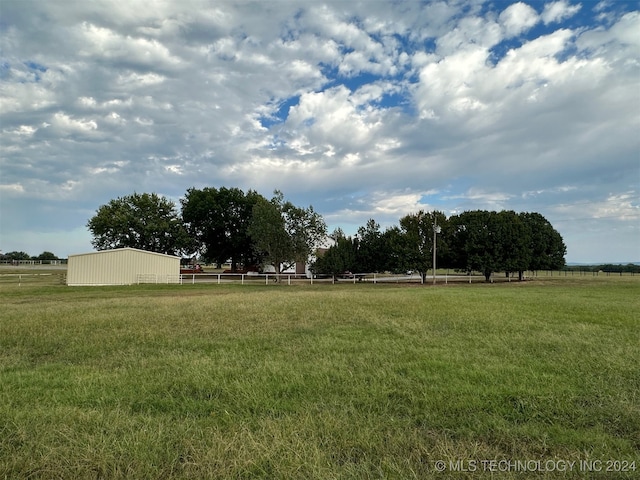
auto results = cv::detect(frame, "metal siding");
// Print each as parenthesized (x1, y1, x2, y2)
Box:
(67, 248, 179, 286)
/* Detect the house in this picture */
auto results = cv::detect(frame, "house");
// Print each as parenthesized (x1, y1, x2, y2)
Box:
(262, 236, 336, 277)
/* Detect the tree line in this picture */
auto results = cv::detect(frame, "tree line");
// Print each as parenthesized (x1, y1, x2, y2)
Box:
(87, 189, 327, 275)
(1, 251, 60, 261)
(314, 210, 567, 281)
(564, 264, 640, 274)
(83, 188, 570, 281)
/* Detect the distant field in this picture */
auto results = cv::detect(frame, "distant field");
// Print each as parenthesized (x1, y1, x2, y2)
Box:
(1, 277, 638, 479)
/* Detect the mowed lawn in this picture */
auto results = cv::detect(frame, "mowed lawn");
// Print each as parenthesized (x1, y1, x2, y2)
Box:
(1, 277, 638, 479)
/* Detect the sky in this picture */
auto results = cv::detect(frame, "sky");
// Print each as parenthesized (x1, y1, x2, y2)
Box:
(1, 0, 638, 263)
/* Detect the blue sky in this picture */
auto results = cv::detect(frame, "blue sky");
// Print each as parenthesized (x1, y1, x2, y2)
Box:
(1, 0, 638, 263)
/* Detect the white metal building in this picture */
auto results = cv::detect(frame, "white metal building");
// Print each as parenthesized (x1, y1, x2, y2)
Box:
(67, 248, 180, 286)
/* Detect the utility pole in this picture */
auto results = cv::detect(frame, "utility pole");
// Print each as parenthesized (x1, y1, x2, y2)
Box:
(433, 219, 441, 284)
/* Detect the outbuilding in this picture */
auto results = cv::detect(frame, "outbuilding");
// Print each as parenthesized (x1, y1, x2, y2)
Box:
(67, 247, 180, 286)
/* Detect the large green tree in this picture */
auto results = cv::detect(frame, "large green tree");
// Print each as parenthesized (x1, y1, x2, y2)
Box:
(4, 251, 31, 261)
(450, 210, 565, 281)
(355, 219, 387, 273)
(495, 210, 531, 280)
(36, 251, 58, 261)
(450, 210, 501, 281)
(180, 187, 263, 268)
(248, 191, 327, 274)
(397, 210, 449, 282)
(87, 192, 191, 255)
(519, 212, 566, 272)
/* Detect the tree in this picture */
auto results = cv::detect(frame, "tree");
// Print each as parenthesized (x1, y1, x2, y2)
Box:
(36, 251, 58, 261)
(355, 219, 386, 273)
(87, 192, 192, 255)
(4, 251, 31, 261)
(181, 187, 264, 269)
(450, 210, 500, 281)
(313, 232, 357, 279)
(248, 191, 327, 274)
(380, 226, 406, 273)
(450, 210, 566, 281)
(495, 211, 530, 280)
(519, 212, 566, 272)
(397, 210, 448, 282)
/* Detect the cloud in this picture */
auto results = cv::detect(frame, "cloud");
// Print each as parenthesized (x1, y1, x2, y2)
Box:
(541, 1, 582, 25)
(0, 0, 638, 263)
(499, 2, 540, 37)
(0, 183, 25, 194)
(77, 22, 182, 71)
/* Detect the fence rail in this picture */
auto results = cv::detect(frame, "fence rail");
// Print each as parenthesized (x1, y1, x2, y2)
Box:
(172, 270, 637, 286)
(171, 270, 639, 286)
(0, 272, 67, 286)
(0, 260, 67, 266)
(136, 274, 181, 284)
(0, 269, 636, 287)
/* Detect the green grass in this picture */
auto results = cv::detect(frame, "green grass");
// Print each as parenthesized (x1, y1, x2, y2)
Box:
(1, 277, 639, 479)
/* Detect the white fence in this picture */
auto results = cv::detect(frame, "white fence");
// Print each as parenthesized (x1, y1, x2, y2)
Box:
(0, 272, 65, 286)
(136, 274, 181, 284)
(172, 270, 638, 286)
(171, 272, 484, 285)
(1, 270, 635, 287)
(0, 260, 67, 266)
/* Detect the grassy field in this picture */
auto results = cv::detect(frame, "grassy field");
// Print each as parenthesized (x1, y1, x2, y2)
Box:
(1, 277, 638, 479)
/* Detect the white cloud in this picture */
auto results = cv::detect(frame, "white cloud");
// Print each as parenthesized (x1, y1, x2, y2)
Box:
(0, 183, 25, 194)
(0, 81, 57, 113)
(499, 2, 540, 38)
(589, 192, 640, 221)
(541, 1, 582, 25)
(577, 11, 640, 53)
(437, 15, 503, 55)
(117, 72, 166, 87)
(284, 86, 383, 152)
(51, 112, 98, 134)
(78, 22, 181, 70)
(0, 0, 638, 262)
(4, 125, 37, 136)
(371, 191, 428, 216)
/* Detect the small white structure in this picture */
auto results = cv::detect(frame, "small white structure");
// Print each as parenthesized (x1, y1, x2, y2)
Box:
(262, 236, 336, 277)
(67, 247, 180, 286)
